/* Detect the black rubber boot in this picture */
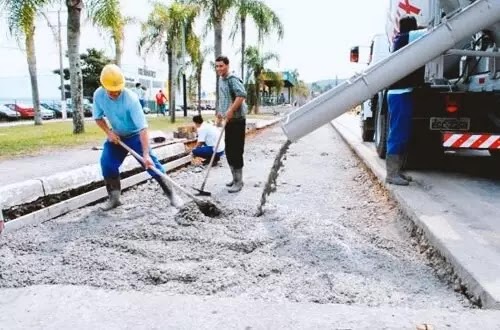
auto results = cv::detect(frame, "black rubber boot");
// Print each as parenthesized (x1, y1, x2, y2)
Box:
(226, 166, 235, 187)
(101, 177, 122, 211)
(228, 168, 244, 193)
(385, 155, 409, 186)
(155, 177, 184, 208)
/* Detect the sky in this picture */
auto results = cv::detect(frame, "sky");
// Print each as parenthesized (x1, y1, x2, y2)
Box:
(0, 0, 389, 100)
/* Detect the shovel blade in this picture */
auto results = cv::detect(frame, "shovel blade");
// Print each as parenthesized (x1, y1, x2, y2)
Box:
(193, 186, 212, 197)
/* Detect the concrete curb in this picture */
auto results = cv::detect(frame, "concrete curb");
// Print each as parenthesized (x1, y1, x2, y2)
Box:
(331, 117, 500, 309)
(0, 143, 187, 210)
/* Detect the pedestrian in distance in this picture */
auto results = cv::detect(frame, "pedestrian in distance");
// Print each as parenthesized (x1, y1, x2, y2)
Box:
(215, 55, 248, 193)
(192, 115, 225, 166)
(93, 64, 183, 211)
(155, 89, 167, 116)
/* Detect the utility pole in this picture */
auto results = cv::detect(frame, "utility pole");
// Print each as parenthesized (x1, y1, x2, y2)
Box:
(57, 4, 67, 119)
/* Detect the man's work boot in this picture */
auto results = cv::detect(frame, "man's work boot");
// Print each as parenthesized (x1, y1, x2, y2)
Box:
(226, 166, 235, 187)
(397, 155, 413, 182)
(155, 176, 184, 208)
(385, 154, 409, 186)
(228, 168, 244, 193)
(101, 177, 122, 211)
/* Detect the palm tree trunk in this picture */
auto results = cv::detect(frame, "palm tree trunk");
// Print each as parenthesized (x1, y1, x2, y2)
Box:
(197, 70, 202, 116)
(167, 44, 176, 123)
(25, 29, 42, 126)
(66, 0, 85, 134)
(113, 33, 123, 66)
(254, 72, 260, 114)
(240, 14, 246, 82)
(214, 18, 223, 111)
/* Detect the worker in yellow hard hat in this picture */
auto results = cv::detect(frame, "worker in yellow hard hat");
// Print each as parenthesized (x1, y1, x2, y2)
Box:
(93, 63, 183, 211)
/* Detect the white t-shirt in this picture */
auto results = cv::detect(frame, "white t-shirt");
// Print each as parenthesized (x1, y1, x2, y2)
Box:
(197, 122, 225, 153)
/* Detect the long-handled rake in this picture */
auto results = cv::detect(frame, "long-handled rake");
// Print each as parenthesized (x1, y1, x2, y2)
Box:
(118, 141, 222, 217)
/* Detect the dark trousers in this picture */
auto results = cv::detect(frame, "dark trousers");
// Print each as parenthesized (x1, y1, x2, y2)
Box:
(225, 118, 246, 169)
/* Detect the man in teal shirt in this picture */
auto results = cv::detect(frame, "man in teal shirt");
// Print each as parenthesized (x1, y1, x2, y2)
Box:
(215, 56, 247, 193)
(94, 64, 183, 210)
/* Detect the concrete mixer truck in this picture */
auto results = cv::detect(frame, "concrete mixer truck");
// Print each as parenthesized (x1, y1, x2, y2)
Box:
(282, 0, 500, 167)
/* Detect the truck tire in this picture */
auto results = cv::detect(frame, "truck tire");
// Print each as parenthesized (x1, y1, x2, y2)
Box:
(374, 92, 388, 159)
(361, 97, 376, 142)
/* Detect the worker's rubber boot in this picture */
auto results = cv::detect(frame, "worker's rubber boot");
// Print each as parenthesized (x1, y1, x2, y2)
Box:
(101, 177, 122, 211)
(228, 168, 244, 193)
(226, 166, 235, 187)
(155, 177, 184, 208)
(385, 155, 409, 186)
(398, 155, 413, 182)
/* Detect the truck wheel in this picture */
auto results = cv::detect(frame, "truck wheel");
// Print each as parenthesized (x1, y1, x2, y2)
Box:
(361, 118, 375, 142)
(361, 97, 377, 142)
(374, 93, 388, 159)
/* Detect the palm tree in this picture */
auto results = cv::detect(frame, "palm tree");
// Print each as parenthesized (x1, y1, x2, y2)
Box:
(87, 0, 134, 66)
(188, 0, 237, 108)
(185, 33, 212, 115)
(0, 0, 50, 126)
(138, 1, 198, 123)
(66, 0, 85, 133)
(230, 0, 283, 82)
(244, 45, 279, 114)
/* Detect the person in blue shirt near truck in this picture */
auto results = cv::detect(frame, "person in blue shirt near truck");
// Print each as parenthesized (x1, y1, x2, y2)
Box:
(386, 16, 426, 186)
(93, 64, 183, 210)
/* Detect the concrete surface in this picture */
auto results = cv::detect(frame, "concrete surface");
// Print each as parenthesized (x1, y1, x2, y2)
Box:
(1, 285, 500, 330)
(0, 125, 479, 327)
(332, 113, 500, 309)
(0, 118, 279, 212)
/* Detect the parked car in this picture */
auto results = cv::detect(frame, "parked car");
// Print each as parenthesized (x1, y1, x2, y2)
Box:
(4, 103, 34, 119)
(42, 102, 73, 118)
(39, 105, 55, 120)
(66, 98, 93, 117)
(0, 104, 21, 121)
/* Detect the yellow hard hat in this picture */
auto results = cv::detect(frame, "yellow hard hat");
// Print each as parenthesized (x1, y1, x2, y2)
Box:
(100, 64, 125, 92)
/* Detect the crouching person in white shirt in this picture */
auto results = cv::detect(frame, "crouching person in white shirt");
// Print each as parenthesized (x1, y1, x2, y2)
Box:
(192, 115, 225, 166)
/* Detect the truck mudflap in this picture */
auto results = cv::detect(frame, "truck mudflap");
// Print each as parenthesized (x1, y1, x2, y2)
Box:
(442, 132, 500, 150)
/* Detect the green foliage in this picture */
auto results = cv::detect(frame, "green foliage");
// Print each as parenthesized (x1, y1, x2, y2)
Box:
(53, 48, 111, 99)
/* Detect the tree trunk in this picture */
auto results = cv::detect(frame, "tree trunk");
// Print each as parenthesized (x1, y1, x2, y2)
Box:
(113, 32, 123, 66)
(25, 28, 42, 126)
(66, 0, 85, 134)
(214, 18, 223, 111)
(254, 72, 260, 114)
(240, 15, 246, 82)
(197, 69, 202, 116)
(167, 44, 176, 123)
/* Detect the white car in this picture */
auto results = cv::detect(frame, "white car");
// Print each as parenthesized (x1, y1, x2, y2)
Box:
(0, 104, 21, 121)
(39, 105, 55, 120)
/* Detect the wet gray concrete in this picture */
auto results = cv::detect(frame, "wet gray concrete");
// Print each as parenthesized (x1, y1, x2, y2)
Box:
(0, 125, 472, 324)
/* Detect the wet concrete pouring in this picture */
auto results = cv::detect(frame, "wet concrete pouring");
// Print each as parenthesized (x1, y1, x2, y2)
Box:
(0, 125, 471, 310)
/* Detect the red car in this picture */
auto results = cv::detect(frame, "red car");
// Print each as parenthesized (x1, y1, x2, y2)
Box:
(5, 103, 35, 119)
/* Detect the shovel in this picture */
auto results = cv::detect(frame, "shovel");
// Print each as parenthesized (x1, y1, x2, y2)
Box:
(193, 121, 227, 196)
(118, 141, 222, 217)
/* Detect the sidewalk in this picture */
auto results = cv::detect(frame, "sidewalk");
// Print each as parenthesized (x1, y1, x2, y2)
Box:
(0, 117, 280, 187)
